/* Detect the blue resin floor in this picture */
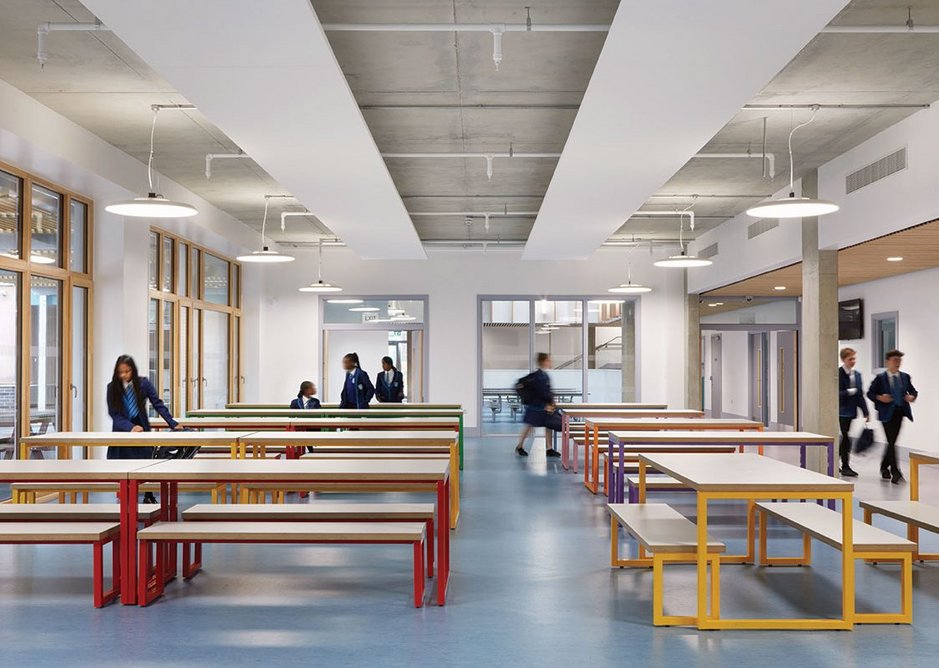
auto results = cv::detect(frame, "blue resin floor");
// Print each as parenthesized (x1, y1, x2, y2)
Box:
(1, 437, 939, 667)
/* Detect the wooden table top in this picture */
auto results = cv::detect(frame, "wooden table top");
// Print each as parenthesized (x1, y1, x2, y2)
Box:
(21, 431, 255, 447)
(562, 404, 669, 414)
(0, 459, 158, 481)
(189, 408, 464, 418)
(639, 453, 852, 492)
(909, 451, 939, 465)
(132, 458, 450, 482)
(607, 443, 739, 454)
(586, 418, 763, 430)
(563, 407, 686, 418)
(241, 430, 458, 445)
(226, 403, 461, 410)
(609, 430, 834, 445)
(176, 416, 460, 429)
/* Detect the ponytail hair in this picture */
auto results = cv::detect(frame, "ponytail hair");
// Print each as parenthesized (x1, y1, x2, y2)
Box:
(297, 380, 314, 399)
(343, 352, 361, 368)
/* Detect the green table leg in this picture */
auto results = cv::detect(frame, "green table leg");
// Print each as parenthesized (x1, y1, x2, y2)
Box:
(459, 414, 464, 470)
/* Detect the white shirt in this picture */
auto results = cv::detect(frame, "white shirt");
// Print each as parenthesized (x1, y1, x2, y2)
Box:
(842, 365, 857, 394)
(386, 370, 394, 386)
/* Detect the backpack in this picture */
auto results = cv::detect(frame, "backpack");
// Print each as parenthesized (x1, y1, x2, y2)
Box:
(515, 372, 539, 405)
(152, 428, 201, 459)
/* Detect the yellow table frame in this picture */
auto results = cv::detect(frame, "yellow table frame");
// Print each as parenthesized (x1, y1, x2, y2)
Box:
(893, 453, 939, 562)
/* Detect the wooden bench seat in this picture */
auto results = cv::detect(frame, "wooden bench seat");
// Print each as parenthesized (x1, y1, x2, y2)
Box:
(609, 503, 723, 626)
(757, 502, 915, 624)
(625, 474, 687, 503)
(0, 503, 161, 523)
(135, 521, 427, 607)
(12, 481, 228, 504)
(236, 481, 440, 503)
(860, 499, 939, 562)
(0, 522, 120, 607)
(182, 503, 437, 577)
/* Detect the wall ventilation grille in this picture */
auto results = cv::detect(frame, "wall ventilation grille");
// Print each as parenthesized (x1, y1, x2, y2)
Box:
(846, 148, 906, 194)
(747, 218, 779, 240)
(698, 242, 719, 259)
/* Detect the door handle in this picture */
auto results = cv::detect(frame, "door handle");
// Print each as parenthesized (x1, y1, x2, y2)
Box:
(70, 384, 77, 398)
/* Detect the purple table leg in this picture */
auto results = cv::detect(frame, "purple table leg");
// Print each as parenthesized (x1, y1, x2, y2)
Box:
(607, 437, 615, 503)
(800, 444, 806, 469)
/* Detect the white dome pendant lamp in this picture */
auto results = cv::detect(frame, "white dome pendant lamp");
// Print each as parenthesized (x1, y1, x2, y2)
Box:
(105, 106, 198, 218)
(654, 210, 712, 268)
(237, 196, 295, 263)
(746, 106, 839, 219)
(299, 238, 343, 293)
(608, 250, 652, 294)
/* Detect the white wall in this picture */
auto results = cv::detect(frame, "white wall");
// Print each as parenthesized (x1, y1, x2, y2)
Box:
(0, 80, 259, 431)
(259, 249, 689, 430)
(838, 267, 939, 453)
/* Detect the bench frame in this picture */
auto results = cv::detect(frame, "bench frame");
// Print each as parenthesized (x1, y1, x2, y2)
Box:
(610, 512, 721, 627)
(862, 505, 939, 563)
(758, 505, 913, 625)
(137, 530, 426, 608)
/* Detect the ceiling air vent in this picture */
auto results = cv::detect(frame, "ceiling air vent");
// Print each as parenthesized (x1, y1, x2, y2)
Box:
(747, 218, 779, 240)
(846, 148, 906, 194)
(698, 242, 719, 259)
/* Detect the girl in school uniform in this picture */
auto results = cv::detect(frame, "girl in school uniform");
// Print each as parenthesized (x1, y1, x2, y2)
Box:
(375, 356, 405, 403)
(290, 381, 322, 409)
(339, 352, 375, 409)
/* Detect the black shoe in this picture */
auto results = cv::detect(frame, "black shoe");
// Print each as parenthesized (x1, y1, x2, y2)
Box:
(545, 448, 561, 458)
(839, 467, 858, 477)
(881, 469, 892, 481)
(892, 470, 906, 485)
(515, 445, 529, 457)
(143, 492, 158, 504)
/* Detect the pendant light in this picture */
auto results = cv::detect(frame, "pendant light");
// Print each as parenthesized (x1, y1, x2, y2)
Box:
(237, 197, 295, 263)
(608, 246, 652, 293)
(299, 238, 342, 293)
(746, 106, 839, 219)
(106, 107, 198, 218)
(654, 209, 712, 268)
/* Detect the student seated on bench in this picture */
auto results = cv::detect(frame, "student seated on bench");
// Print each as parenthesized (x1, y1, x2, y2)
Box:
(290, 381, 321, 409)
(515, 353, 562, 458)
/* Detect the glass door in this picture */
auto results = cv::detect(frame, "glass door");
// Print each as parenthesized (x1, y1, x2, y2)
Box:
(481, 300, 531, 435)
(202, 309, 229, 409)
(534, 299, 584, 405)
(179, 305, 189, 415)
(69, 284, 89, 457)
(191, 308, 202, 409)
(29, 276, 61, 458)
(0, 270, 19, 478)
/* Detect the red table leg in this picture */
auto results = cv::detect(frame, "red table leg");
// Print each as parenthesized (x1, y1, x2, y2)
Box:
(436, 478, 450, 605)
(119, 479, 139, 604)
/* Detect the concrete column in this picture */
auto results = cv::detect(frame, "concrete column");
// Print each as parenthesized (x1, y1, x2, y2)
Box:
(621, 300, 637, 401)
(800, 169, 840, 473)
(686, 292, 702, 410)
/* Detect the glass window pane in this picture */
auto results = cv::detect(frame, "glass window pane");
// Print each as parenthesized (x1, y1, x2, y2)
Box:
(148, 232, 159, 291)
(162, 301, 174, 412)
(178, 243, 188, 297)
(190, 249, 200, 299)
(30, 184, 61, 267)
(203, 254, 229, 305)
(324, 298, 425, 324)
(587, 299, 636, 402)
(148, 299, 158, 392)
(162, 236, 173, 293)
(29, 275, 61, 449)
(232, 264, 241, 309)
(179, 306, 189, 416)
(535, 300, 583, 403)
(192, 311, 201, 408)
(203, 310, 229, 408)
(70, 286, 88, 456)
(69, 199, 87, 273)
(232, 316, 241, 402)
(0, 171, 22, 261)
(481, 300, 530, 433)
(0, 271, 19, 478)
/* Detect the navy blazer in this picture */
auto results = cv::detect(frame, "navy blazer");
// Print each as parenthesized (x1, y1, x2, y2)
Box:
(290, 396, 322, 410)
(107, 376, 178, 432)
(838, 367, 869, 418)
(526, 369, 554, 407)
(340, 369, 375, 409)
(867, 371, 917, 423)
(375, 369, 405, 403)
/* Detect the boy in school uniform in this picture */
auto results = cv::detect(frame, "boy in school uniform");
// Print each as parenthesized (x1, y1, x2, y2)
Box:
(515, 352, 562, 458)
(867, 349, 918, 484)
(837, 347, 869, 477)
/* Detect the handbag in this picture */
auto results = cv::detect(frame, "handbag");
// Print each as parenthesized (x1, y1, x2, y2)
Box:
(853, 424, 876, 455)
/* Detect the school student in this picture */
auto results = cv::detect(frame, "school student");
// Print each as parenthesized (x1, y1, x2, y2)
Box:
(290, 381, 321, 409)
(107, 355, 181, 503)
(515, 352, 562, 458)
(867, 349, 918, 484)
(339, 352, 375, 409)
(375, 356, 405, 403)
(837, 347, 869, 477)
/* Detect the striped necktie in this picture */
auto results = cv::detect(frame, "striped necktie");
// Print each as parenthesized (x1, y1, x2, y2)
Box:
(123, 384, 140, 420)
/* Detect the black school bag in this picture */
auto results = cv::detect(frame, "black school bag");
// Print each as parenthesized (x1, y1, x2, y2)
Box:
(515, 372, 539, 405)
(152, 428, 201, 460)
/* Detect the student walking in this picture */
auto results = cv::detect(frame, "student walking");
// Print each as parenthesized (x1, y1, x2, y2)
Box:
(837, 347, 869, 477)
(290, 381, 321, 409)
(867, 349, 918, 484)
(375, 356, 405, 403)
(515, 352, 562, 458)
(339, 352, 375, 409)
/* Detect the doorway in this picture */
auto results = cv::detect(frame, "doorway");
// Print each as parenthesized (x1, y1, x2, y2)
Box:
(749, 332, 769, 425)
(709, 334, 722, 418)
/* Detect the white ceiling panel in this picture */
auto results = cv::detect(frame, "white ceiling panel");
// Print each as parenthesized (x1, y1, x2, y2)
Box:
(523, 0, 851, 259)
(81, 0, 425, 260)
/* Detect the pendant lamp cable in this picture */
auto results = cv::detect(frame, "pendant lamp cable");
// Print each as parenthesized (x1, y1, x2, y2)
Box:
(259, 197, 270, 246)
(147, 107, 159, 193)
(317, 238, 324, 282)
(787, 105, 819, 194)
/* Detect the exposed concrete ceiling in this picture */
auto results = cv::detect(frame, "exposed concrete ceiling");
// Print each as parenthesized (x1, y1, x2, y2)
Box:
(0, 0, 937, 254)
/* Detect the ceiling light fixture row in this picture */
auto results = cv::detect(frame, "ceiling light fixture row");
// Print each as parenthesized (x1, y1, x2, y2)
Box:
(105, 105, 199, 219)
(746, 105, 840, 219)
(299, 239, 342, 293)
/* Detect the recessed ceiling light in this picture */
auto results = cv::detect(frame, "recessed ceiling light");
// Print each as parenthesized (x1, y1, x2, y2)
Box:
(328, 299, 364, 304)
(774, 286, 786, 291)
(886, 256, 904, 262)
(349, 307, 379, 312)
(708, 302, 724, 307)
